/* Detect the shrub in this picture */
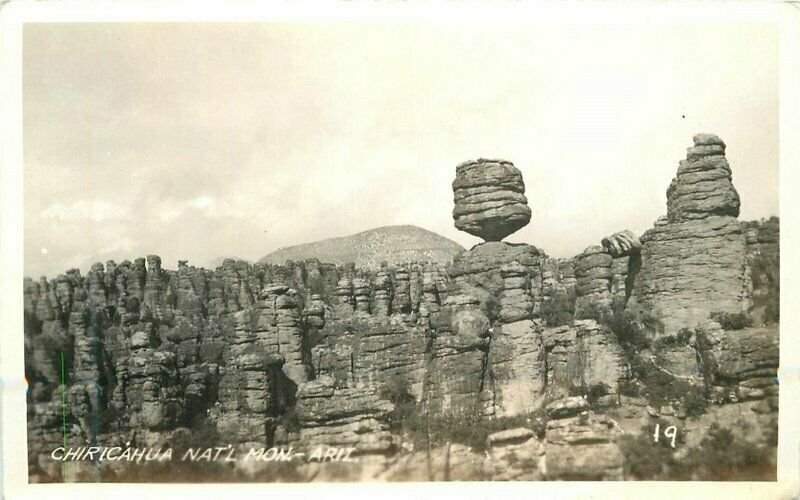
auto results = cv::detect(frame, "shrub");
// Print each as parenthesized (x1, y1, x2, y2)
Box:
(619, 426, 676, 480)
(680, 423, 776, 480)
(710, 311, 753, 330)
(541, 290, 576, 327)
(395, 399, 550, 453)
(680, 384, 709, 417)
(627, 355, 708, 416)
(763, 284, 780, 325)
(587, 382, 612, 404)
(619, 423, 776, 480)
(617, 378, 641, 397)
(276, 406, 302, 434)
(481, 293, 502, 324)
(380, 377, 418, 433)
(653, 328, 694, 349)
(603, 301, 656, 354)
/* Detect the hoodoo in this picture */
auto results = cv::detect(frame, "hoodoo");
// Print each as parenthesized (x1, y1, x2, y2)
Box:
(631, 133, 750, 336)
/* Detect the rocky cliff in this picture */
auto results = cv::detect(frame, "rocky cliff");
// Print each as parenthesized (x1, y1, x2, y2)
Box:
(24, 135, 778, 482)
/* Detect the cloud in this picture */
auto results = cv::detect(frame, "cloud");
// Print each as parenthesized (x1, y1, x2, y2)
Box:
(39, 200, 130, 223)
(98, 237, 137, 255)
(155, 196, 248, 223)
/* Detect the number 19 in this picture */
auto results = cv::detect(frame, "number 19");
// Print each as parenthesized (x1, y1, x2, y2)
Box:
(653, 424, 678, 448)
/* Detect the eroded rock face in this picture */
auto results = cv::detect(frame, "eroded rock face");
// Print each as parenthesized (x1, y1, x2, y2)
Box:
(631, 134, 750, 336)
(543, 405, 624, 480)
(540, 321, 626, 401)
(696, 323, 779, 405)
(574, 246, 613, 319)
(449, 241, 542, 322)
(311, 316, 427, 400)
(452, 159, 531, 241)
(294, 375, 397, 459)
(488, 320, 546, 417)
(486, 428, 545, 480)
(426, 294, 492, 418)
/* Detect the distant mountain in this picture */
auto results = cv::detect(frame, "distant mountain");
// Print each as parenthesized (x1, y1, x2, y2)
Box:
(258, 225, 464, 269)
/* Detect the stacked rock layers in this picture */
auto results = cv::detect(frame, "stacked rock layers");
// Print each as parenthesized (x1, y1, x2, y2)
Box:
(452, 159, 532, 242)
(631, 134, 750, 336)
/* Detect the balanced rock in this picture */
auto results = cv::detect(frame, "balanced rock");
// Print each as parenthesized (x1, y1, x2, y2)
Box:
(452, 159, 531, 241)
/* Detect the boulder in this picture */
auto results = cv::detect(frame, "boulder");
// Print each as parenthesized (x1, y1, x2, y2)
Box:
(601, 230, 641, 258)
(452, 158, 531, 241)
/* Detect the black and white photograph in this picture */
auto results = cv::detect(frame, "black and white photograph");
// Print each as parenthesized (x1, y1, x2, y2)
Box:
(1, 2, 798, 497)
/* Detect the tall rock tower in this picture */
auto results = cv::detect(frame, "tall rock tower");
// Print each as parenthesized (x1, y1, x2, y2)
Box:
(631, 134, 750, 336)
(436, 158, 544, 418)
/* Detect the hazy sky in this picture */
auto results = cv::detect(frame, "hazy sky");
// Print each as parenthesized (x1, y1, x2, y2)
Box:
(23, 22, 778, 278)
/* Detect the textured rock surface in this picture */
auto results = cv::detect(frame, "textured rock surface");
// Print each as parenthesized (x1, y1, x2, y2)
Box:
(743, 217, 780, 325)
(449, 241, 542, 322)
(667, 134, 740, 220)
(22, 256, 453, 481)
(543, 406, 624, 480)
(486, 428, 545, 480)
(452, 159, 531, 241)
(601, 230, 641, 258)
(426, 294, 492, 418)
(696, 323, 779, 404)
(488, 320, 546, 416)
(574, 246, 613, 319)
(294, 376, 397, 458)
(631, 134, 749, 336)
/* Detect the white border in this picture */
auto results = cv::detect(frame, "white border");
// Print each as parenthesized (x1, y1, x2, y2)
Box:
(2, 1, 799, 499)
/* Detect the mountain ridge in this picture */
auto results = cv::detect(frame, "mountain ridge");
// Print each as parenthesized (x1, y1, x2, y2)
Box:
(258, 224, 464, 269)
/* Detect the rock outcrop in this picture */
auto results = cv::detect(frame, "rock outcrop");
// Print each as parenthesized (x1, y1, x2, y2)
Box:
(294, 376, 397, 461)
(574, 246, 613, 320)
(601, 230, 641, 258)
(425, 294, 492, 418)
(543, 398, 624, 480)
(696, 323, 779, 406)
(485, 428, 544, 480)
(452, 159, 531, 241)
(488, 320, 546, 417)
(631, 134, 750, 336)
(666, 134, 740, 220)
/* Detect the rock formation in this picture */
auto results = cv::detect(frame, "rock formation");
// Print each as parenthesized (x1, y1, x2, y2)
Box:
(22, 134, 778, 483)
(631, 134, 750, 336)
(601, 230, 641, 258)
(574, 246, 613, 319)
(543, 397, 624, 480)
(696, 322, 779, 406)
(452, 159, 531, 241)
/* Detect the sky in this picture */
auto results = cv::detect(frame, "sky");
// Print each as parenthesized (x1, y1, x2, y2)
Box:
(23, 22, 778, 278)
